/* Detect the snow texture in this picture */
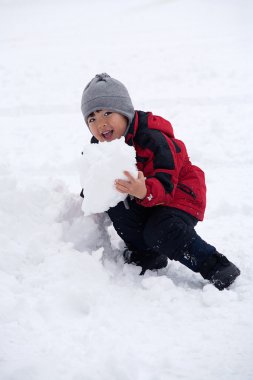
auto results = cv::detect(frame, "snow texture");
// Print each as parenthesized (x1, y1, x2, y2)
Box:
(0, 0, 253, 379)
(80, 138, 137, 215)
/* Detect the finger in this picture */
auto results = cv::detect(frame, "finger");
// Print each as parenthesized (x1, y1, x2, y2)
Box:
(115, 183, 129, 193)
(138, 171, 145, 180)
(116, 179, 130, 187)
(116, 188, 128, 194)
(123, 170, 136, 182)
(115, 180, 129, 190)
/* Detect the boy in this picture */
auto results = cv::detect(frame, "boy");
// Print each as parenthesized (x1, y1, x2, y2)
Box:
(80, 73, 240, 290)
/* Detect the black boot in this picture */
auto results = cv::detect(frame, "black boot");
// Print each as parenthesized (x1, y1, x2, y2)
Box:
(199, 252, 240, 290)
(123, 248, 168, 275)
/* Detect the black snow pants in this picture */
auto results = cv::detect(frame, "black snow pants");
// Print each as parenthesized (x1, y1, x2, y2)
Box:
(107, 197, 216, 273)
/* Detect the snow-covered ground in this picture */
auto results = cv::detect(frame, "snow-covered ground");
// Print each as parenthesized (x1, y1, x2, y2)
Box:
(1, 0, 253, 379)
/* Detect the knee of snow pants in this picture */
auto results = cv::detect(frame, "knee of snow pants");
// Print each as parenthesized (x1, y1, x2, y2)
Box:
(143, 207, 198, 261)
(107, 198, 150, 252)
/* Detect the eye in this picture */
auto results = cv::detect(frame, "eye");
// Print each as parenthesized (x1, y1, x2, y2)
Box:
(104, 111, 112, 117)
(88, 117, 95, 124)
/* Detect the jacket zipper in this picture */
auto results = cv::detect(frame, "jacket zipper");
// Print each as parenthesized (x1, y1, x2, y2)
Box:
(177, 183, 196, 199)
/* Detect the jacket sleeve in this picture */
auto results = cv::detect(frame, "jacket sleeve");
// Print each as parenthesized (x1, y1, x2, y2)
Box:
(136, 130, 184, 207)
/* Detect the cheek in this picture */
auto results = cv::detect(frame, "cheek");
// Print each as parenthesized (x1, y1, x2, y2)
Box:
(115, 117, 128, 132)
(89, 125, 98, 136)
(120, 121, 128, 134)
(89, 126, 104, 141)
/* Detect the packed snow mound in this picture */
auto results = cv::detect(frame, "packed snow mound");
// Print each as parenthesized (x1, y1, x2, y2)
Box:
(79, 138, 138, 216)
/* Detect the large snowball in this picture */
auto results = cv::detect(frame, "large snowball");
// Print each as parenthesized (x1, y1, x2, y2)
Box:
(79, 138, 138, 216)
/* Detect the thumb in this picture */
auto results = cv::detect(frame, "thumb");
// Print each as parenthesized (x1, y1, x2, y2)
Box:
(138, 171, 145, 180)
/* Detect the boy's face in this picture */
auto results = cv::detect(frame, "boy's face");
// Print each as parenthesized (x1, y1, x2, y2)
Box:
(87, 110, 128, 142)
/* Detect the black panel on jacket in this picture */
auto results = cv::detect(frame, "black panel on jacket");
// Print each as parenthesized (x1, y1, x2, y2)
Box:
(137, 129, 175, 170)
(154, 172, 174, 193)
(136, 155, 149, 163)
(171, 140, 181, 153)
(91, 136, 99, 144)
(134, 111, 175, 171)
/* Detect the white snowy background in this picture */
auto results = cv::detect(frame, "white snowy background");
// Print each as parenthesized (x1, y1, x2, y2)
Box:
(1, 0, 253, 379)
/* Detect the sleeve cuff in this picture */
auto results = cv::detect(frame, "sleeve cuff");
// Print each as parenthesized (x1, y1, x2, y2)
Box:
(136, 184, 157, 207)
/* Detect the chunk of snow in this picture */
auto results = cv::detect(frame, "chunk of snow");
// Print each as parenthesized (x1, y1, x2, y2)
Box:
(79, 138, 138, 216)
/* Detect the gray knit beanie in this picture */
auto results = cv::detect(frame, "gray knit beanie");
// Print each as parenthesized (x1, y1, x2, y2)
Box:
(81, 73, 135, 125)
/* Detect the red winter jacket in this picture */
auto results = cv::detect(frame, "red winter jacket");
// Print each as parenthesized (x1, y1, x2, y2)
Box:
(125, 111, 206, 221)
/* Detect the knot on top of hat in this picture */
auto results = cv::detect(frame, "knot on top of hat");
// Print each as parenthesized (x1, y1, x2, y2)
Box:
(95, 73, 110, 82)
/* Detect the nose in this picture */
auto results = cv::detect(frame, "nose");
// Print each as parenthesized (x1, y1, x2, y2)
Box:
(99, 122, 107, 130)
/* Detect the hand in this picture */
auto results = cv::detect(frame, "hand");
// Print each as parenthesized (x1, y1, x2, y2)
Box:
(115, 171, 147, 200)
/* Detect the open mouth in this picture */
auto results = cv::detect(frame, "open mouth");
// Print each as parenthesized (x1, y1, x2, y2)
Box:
(101, 130, 114, 141)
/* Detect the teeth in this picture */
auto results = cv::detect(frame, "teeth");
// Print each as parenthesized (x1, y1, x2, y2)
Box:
(102, 130, 112, 136)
